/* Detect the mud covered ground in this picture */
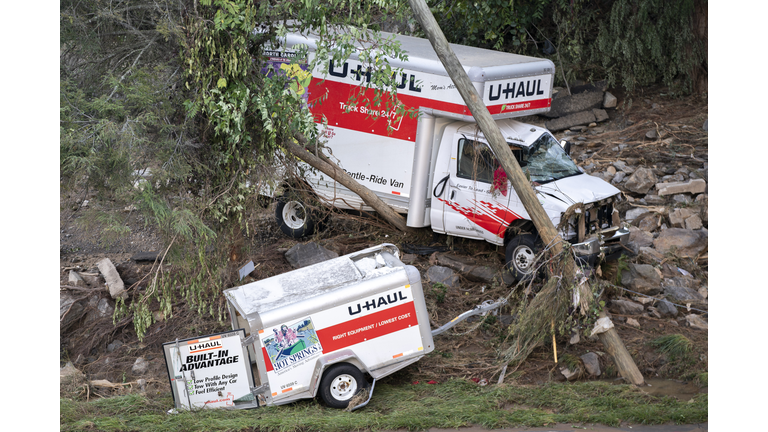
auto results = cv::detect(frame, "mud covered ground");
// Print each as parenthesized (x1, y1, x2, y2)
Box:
(59, 86, 709, 402)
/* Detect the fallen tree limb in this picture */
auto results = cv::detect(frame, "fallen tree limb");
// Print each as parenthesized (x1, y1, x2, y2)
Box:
(284, 134, 410, 233)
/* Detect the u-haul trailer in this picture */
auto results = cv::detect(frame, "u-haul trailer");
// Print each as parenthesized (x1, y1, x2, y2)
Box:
(223, 243, 503, 409)
(269, 30, 628, 282)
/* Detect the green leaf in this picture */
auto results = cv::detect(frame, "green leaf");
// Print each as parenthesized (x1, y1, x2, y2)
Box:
(217, 78, 227, 88)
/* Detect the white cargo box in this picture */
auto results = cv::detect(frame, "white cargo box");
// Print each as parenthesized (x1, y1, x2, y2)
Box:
(223, 243, 434, 407)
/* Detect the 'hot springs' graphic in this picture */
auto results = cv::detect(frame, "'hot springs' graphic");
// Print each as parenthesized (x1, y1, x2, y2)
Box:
(263, 318, 323, 373)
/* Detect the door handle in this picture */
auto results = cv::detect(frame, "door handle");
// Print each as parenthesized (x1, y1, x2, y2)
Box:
(450, 190, 456, 200)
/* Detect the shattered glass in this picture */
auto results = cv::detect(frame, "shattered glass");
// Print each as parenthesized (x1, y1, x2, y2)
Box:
(520, 133, 581, 184)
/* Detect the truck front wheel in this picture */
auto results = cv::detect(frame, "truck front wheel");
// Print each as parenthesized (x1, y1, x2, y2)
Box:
(319, 363, 368, 409)
(505, 234, 539, 282)
(275, 194, 317, 238)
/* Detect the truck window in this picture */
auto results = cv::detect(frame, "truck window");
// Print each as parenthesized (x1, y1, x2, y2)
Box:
(524, 133, 582, 184)
(457, 139, 495, 183)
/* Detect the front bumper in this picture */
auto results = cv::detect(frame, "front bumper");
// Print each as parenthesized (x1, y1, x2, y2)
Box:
(571, 226, 630, 259)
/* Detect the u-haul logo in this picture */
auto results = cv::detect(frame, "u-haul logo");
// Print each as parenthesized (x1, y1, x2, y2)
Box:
(328, 60, 422, 93)
(189, 339, 222, 353)
(348, 290, 409, 315)
(488, 78, 545, 101)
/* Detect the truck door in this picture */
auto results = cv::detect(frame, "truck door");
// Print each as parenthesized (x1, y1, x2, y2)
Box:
(435, 136, 517, 245)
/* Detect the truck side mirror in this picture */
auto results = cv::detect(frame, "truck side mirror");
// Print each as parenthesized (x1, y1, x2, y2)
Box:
(559, 139, 572, 155)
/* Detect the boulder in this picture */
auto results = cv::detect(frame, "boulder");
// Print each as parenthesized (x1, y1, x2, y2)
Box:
(638, 247, 664, 263)
(97, 258, 127, 299)
(68, 270, 85, 287)
(685, 314, 708, 330)
(656, 299, 678, 317)
(625, 208, 650, 223)
(608, 299, 645, 315)
(656, 179, 707, 196)
(426, 266, 460, 289)
(603, 92, 617, 109)
(664, 285, 706, 306)
(545, 110, 597, 132)
(284, 242, 339, 268)
(620, 263, 663, 295)
(581, 352, 601, 376)
(625, 168, 658, 194)
(628, 227, 654, 248)
(669, 208, 695, 228)
(685, 215, 703, 230)
(60, 293, 86, 331)
(653, 228, 708, 257)
(593, 108, 610, 123)
(543, 89, 604, 118)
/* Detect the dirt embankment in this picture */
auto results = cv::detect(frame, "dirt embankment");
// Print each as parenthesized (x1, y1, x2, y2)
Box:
(60, 87, 708, 399)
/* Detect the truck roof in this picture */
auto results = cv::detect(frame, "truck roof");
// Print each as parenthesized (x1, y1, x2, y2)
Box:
(284, 30, 553, 82)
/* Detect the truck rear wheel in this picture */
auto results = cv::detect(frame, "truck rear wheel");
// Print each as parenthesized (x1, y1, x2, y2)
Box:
(275, 194, 318, 238)
(505, 234, 539, 282)
(319, 363, 368, 409)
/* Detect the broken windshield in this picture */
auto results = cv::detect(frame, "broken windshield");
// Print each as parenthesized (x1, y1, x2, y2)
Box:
(517, 133, 581, 184)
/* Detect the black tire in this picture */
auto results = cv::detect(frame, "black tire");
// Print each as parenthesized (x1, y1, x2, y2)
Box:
(318, 363, 368, 409)
(275, 194, 317, 238)
(505, 233, 539, 282)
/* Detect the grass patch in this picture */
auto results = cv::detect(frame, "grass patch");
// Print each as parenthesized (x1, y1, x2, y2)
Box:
(651, 334, 693, 359)
(60, 379, 707, 431)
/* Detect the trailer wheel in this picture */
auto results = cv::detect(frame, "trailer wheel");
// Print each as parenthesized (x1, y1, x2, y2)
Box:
(505, 234, 539, 282)
(319, 363, 368, 409)
(275, 194, 318, 238)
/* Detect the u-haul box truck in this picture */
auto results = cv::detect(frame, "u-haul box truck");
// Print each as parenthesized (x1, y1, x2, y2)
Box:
(223, 244, 436, 409)
(268, 31, 628, 282)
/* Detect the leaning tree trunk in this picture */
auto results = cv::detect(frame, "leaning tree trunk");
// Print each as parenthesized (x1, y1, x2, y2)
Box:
(408, 0, 644, 385)
(284, 134, 410, 233)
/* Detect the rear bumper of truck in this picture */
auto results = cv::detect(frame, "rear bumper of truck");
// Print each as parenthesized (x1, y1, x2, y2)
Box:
(570, 226, 630, 263)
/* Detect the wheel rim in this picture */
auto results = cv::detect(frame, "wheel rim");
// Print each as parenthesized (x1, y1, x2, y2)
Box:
(330, 374, 358, 401)
(513, 245, 535, 273)
(281, 201, 307, 230)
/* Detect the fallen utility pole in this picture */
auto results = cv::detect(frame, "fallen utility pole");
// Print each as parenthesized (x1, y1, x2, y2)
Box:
(407, 0, 644, 386)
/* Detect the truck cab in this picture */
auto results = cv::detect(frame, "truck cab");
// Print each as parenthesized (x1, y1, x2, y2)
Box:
(429, 119, 628, 280)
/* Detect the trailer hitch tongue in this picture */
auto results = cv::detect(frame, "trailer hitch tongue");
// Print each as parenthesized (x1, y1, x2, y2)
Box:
(430, 298, 507, 337)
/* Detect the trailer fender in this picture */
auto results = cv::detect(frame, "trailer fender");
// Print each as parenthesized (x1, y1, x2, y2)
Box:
(308, 349, 367, 397)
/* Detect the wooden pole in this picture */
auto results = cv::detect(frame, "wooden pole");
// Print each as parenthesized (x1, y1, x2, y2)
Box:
(596, 312, 645, 385)
(407, 0, 644, 385)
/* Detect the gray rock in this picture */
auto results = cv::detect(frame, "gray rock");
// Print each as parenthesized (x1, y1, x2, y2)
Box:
(611, 172, 626, 184)
(60, 362, 85, 383)
(608, 299, 645, 315)
(653, 228, 708, 257)
(284, 242, 339, 268)
(545, 110, 597, 132)
(686, 314, 708, 330)
(646, 130, 659, 140)
(97, 298, 114, 318)
(603, 92, 617, 109)
(132, 357, 149, 375)
(685, 215, 703, 230)
(620, 263, 663, 295)
(638, 247, 665, 263)
(107, 340, 123, 352)
(426, 266, 460, 289)
(672, 194, 693, 204)
(656, 179, 707, 196)
(612, 160, 628, 172)
(625, 168, 658, 194)
(625, 208, 650, 223)
(593, 108, 609, 123)
(98, 258, 127, 299)
(669, 208, 695, 228)
(60, 293, 86, 331)
(626, 317, 641, 328)
(628, 227, 654, 248)
(656, 299, 678, 317)
(543, 89, 604, 118)
(644, 194, 666, 205)
(581, 352, 601, 376)
(664, 285, 706, 306)
(68, 270, 85, 287)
